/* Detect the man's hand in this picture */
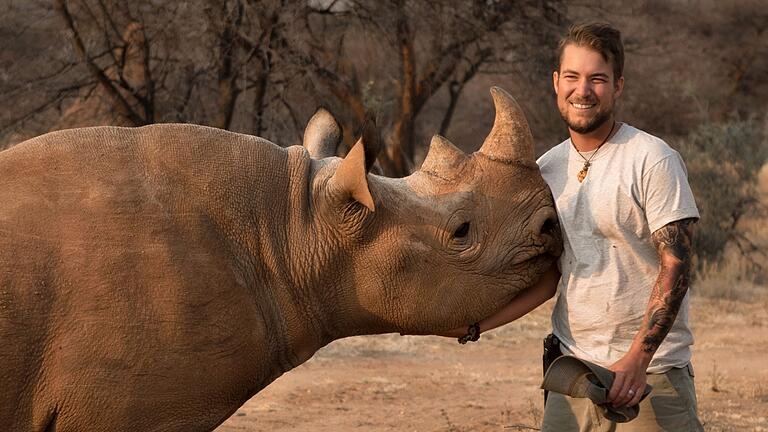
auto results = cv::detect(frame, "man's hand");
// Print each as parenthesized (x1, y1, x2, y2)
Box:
(608, 350, 651, 407)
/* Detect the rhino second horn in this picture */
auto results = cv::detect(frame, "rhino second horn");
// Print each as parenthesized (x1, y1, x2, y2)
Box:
(478, 87, 534, 162)
(420, 135, 467, 176)
(303, 107, 342, 158)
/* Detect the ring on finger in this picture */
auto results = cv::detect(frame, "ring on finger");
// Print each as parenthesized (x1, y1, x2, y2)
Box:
(627, 389, 635, 396)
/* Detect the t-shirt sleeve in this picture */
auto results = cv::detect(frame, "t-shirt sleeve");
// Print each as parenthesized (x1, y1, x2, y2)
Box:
(536, 148, 552, 169)
(642, 151, 700, 234)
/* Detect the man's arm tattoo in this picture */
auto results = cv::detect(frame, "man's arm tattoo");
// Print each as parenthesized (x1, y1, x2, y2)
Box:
(641, 218, 695, 354)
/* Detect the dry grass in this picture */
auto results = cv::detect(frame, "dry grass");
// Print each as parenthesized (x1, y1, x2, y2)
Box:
(694, 258, 765, 301)
(709, 361, 722, 393)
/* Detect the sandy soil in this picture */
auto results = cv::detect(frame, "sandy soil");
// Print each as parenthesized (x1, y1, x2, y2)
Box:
(216, 294, 768, 431)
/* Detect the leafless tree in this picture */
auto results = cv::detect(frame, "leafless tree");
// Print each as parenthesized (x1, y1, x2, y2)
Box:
(1, 0, 568, 175)
(0, 0, 297, 144)
(273, 0, 567, 176)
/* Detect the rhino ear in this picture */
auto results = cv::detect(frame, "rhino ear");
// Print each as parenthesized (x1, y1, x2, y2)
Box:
(329, 115, 380, 212)
(420, 135, 467, 176)
(303, 107, 342, 158)
(358, 111, 380, 172)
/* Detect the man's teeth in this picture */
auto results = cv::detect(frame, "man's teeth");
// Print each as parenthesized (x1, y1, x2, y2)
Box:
(571, 103, 595, 109)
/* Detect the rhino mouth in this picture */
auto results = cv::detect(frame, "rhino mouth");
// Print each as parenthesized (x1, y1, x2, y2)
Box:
(509, 238, 562, 270)
(492, 249, 560, 308)
(514, 251, 558, 285)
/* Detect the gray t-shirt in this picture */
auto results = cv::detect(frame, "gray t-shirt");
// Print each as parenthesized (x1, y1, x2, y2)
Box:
(537, 123, 700, 373)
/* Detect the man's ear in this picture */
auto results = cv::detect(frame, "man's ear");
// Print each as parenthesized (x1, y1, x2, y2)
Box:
(552, 70, 559, 95)
(614, 75, 625, 98)
(328, 114, 380, 212)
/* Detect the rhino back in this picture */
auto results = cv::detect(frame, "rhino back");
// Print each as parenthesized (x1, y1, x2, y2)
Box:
(0, 124, 307, 430)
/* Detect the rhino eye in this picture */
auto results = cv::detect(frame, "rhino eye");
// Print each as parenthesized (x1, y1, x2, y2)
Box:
(453, 222, 470, 239)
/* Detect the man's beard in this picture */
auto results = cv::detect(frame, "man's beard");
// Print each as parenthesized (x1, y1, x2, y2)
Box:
(559, 102, 613, 134)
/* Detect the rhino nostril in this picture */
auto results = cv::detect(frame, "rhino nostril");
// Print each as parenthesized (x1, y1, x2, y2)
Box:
(541, 217, 558, 237)
(533, 207, 560, 241)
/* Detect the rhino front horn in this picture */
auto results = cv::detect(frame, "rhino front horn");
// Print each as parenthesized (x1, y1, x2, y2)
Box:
(478, 87, 534, 162)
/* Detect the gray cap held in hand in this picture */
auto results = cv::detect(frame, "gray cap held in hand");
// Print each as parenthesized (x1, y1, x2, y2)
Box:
(541, 355, 653, 423)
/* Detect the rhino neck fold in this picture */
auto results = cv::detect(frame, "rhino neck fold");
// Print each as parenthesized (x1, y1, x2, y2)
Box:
(311, 175, 415, 341)
(239, 151, 405, 379)
(240, 147, 340, 376)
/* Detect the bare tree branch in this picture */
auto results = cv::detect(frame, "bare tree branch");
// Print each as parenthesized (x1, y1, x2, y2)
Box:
(54, 0, 146, 125)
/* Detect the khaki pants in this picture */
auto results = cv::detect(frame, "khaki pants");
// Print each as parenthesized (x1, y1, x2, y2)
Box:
(542, 364, 704, 432)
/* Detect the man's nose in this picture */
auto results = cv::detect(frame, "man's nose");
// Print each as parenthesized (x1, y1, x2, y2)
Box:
(573, 78, 592, 97)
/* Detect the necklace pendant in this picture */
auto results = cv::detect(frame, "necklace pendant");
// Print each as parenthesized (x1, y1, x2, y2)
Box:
(577, 163, 589, 182)
(576, 165, 589, 183)
(571, 121, 616, 184)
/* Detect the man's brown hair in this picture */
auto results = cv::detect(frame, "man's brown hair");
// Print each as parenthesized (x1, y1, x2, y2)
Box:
(557, 23, 624, 81)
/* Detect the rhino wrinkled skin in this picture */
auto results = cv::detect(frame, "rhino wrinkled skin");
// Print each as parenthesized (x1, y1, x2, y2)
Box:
(0, 87, 561, 431)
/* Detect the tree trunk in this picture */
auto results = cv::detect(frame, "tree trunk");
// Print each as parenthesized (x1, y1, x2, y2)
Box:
(382, 1, 416, 177)
(214, 1, 243, 130)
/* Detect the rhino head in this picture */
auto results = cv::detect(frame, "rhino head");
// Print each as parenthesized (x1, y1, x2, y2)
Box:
(304, 87, 562, 340)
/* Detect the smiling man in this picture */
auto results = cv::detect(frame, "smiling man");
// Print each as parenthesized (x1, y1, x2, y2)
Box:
(440, 22, 703, 431)
(534, 23, 704, 431)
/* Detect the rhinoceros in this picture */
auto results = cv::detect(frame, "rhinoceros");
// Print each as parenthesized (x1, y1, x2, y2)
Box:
(0, 87, 561, 431)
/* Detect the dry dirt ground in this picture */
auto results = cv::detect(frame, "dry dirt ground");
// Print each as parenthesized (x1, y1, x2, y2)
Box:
(217, 293, 768, 432)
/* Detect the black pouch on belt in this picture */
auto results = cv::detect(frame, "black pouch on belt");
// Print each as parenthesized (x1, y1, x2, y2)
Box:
(543, 333, 563, 405)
